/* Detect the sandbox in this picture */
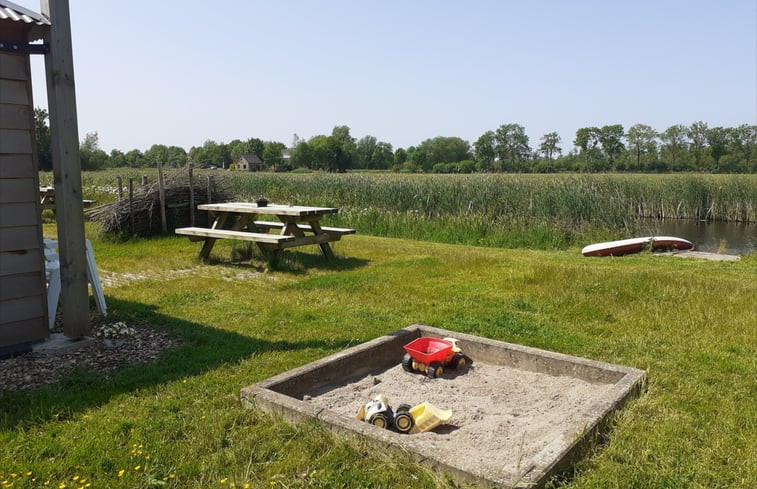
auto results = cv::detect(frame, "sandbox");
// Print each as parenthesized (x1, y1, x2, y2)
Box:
(240, 324, 645, 488)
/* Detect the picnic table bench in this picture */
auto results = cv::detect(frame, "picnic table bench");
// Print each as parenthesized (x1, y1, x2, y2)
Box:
(175, 202, 355, 260)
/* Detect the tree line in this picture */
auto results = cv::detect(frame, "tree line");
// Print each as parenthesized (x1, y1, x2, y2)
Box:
(34, 108, 755, 173)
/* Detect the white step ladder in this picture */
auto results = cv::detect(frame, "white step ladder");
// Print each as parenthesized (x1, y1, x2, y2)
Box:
(44, 238, 107, 329)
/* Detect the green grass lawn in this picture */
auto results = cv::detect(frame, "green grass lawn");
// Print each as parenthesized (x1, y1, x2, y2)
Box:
(1, 230, 756, 488)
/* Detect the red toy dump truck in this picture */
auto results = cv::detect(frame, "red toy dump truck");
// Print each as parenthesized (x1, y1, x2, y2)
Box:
(401, 336, 472, 378)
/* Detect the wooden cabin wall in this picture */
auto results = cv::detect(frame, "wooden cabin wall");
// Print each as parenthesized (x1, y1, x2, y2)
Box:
(0, 50, 49, 348)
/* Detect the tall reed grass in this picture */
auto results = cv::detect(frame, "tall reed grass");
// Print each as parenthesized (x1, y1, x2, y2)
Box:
(69, 171, 756, 249)
(230, 173, 756, 248)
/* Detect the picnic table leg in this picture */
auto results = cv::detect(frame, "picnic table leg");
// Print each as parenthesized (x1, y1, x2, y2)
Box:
(198, 212, 230, 259)
(308, 220, 335, 259)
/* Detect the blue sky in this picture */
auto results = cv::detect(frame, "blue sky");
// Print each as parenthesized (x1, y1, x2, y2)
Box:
(17, 0, 757, 153)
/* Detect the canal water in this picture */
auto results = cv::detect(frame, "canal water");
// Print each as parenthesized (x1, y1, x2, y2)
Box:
(640, 219, 757, 255)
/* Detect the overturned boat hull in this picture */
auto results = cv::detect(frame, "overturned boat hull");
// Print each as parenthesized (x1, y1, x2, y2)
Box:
(582, 236, 694, 257)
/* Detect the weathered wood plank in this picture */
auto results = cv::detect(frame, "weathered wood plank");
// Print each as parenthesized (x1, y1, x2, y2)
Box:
(0, 104, 31, 130)
(0, 52, 29, 81)
(198, 202, 338, 217)
(0, 295, 45, 324)
(0, 128, 33, 154)
(252, 220, 356, 235)
(0, 225, 40, 252)
(0, 317, 48, 346)
(0, 202, 37, 227)
(175, 227, 295, 244)
(0, 80, 30, 105)
(0, 178, 35, 203)
(0, 249, 43, 276)
(0, 154, 34, 178)
(0, 272, 44, 301)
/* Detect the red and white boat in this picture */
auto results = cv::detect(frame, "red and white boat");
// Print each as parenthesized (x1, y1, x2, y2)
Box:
(582, 236, 694, 257)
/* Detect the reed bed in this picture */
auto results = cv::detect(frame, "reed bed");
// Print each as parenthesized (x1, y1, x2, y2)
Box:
(229, 173, 756, 248)
(70, 171, 756, 248)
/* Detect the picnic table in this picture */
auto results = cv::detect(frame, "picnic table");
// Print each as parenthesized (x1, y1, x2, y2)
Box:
(175, 202, 355, 260)
(39, 186, 96, 211)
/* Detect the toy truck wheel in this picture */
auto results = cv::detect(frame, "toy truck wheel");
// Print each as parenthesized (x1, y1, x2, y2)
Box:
(401, 353, 414, 372)
(394, 405, 414, 433)
(463, 354, 473, 366)
(368, 412, 390, 429)
(427, 362, 443, 379)
(450, 353, 465, 369)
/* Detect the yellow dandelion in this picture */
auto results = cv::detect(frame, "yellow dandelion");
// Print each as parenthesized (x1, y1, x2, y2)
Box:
(169, 474, 175, 479)
(59, 483, 66, 489)
(118, 469, 125, 477)
(26, 471, 33, 476)
(72, 476, 79, 481)
(220, 477, 228, 483)
(86, 485, 92, 488)
(244, 484, 251, 489)
(134, 465, 141, 471)
(45, 481, 51, 485)
(79, 479, 86, 483)
(10, 474, 17, 478)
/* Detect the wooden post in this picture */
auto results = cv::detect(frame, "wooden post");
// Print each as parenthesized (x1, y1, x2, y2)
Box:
(157, 161, 167, 233)
(116, 176, 123, 201)
(141, 175, 147, 186)
(207, 175, 213, 226)
(188, 162, 195, 226)
(128, 177, 134, 233)
(42, 0, 89, 337)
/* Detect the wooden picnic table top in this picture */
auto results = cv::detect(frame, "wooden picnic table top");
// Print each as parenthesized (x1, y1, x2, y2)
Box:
(197, 202, 338, 217)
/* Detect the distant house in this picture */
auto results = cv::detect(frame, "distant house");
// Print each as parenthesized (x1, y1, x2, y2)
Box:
(236, 154, 264, 171)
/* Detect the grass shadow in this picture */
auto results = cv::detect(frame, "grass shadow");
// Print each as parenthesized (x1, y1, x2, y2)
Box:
(0, 297, 346, 428)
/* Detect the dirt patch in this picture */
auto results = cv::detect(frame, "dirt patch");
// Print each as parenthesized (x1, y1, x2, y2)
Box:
(304, 361, 613, 482)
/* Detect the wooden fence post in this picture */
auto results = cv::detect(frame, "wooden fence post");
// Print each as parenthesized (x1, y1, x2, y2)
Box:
(128, 177, 134, 233)
(157, 161, 167, 233)
(207, 175, 214, 226)
(141, 175, 147, 186)
(188, 162, 195, 226)
(116, 176, 123, 201)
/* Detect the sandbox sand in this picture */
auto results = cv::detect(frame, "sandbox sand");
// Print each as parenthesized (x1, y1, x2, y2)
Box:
(305, 361, 614, 482)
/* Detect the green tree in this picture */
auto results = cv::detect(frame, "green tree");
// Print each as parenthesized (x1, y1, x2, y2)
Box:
(290, 140, 312, 168)
(262, 141, 287, 171)
(729, 124, 756, 172)
(626, 124, 658, 171)
(537, 131, 562, 161)
(355, 135, 393, 170)
(660, 124, 688, 168)
(330, 125, 356, 170)
(573, 127, 602, 170)
(393, 148, 408, 168)
(109, 149, 126, 167)
(494, 124, 531, 171)
(687, 121, 708, 170)
(598, 125, 625, 169)
(706, 127, 731, 171)
(408, 137, 471, 172)
(79, 131, 108, 170)
(34, 107, 52, 171)
(474, 131, 496, 170)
